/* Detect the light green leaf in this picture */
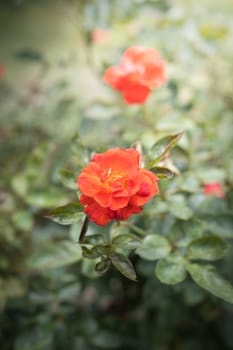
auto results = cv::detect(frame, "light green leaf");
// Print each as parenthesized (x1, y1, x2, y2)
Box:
(84, 233, 108, 245)
(12, 210, 33, 231)
(187, 264, 233, 304)
(110, 252, 137, 281)
(48, 202, 84, 225)
(167, 194, 193, 220)
(149, 132, 183, 167)
(26, 188, 67, 209)
(150, 166, 174, 179)
(112, 234, 142, 249)
(155, 254, 187, 285)
(59, 168, 78, 190)
(136, 234, 171, 261)
(28, 241, 82, 269)
(187, 235, 229, 261)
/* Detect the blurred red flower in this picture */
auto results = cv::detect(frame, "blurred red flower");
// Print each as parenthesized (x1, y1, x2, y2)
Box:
(78, 148, 159, 225)
(103, 46, 167, 104)
(203, 182, 225, 198)
(92, 28, 110, 45)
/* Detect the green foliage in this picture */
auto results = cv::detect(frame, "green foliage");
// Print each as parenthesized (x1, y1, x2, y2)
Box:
(48, 202, 84, 225)
(110, 252, 137, 281)
(28, 241, 82, 269)
(155, 254, 187, 285)
(1, 0, 233, 348)
(147, 132, 184, 167)
(188, 264, 233, 304)
(136, 234, 171, 260)
(187, 236, 229, 261)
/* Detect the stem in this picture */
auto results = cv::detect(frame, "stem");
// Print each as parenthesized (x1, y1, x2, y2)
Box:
(79, 216, 89, 244)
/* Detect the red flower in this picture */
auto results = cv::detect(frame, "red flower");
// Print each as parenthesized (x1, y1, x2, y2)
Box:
(103, 46, 167, 104)
(92, 28, 110, 45)
(77, 148, 159, 225)
(203, 182, 225, 198)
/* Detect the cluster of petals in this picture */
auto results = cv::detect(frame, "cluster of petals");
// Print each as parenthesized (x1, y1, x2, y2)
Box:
(203, 182, 225, 198)
(77, 148, 159, 225)
(103, 46, 167, 104)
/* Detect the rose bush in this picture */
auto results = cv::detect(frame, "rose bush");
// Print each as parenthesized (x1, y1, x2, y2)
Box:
(1, 0, 233, 349)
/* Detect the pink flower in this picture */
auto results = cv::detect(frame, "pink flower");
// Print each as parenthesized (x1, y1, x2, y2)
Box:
(203, 182, 225, 198)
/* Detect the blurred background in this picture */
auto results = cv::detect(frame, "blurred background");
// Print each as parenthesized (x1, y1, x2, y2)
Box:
(0, 0, 233, 349)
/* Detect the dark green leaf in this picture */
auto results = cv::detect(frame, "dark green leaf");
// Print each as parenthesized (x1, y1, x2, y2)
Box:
(187, 235, 229, 261)
(48, 202, 84, 225)
(188, 264, 233, 303)
(95, 257, 111, 276)
(136, 234, 171, 260)
(149, 132, 183, 167)
(110, 252, 137, 281)
(28, 241, 82, 269)
(82, 245, 109, 259)
(150, 166, 174, 179)
(155, 254, 187, 285)
(168, 218, 205, 247)
(200, 214, 233, 238)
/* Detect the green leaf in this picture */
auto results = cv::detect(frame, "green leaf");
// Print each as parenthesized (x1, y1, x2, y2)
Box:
(155, 254, 187, 285)
(149, 132, 183, 167)
(168, 218, 205, 247)
(112, 234, 142, 249)
(136, 234, 171, 261)
(95, 257, 111, 276)
(28, 241, 82, 269)
(110, 252, 137, 281)
(59, 168, 77, 190)
(12, 210, 33, 231)
(84, 234, 108, 245)
(150, 166, 174, 179)
(82, 245, 109, 259)
(187, 264, 233, 304)
(26, 188, 67, 208)
(200, 214, 233, 238)
(167, 194, 193, 220)
(187, 236, 229, 261)
(48, 202, 84, 225)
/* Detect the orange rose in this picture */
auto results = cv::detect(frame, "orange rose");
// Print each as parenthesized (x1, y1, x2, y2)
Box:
(103, 46, 167, 104)
(203, 182, 225, 198)
(77, 148, 159, 225)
